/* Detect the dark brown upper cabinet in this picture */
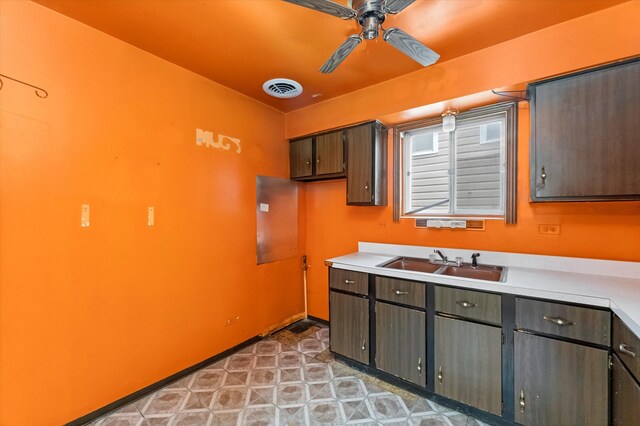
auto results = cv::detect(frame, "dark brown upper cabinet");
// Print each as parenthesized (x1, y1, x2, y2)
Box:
(529, 58, 640, 202)
(315, 131, 344, 175)
(289, 130, 345, 181)
(346, 122, 387, 206)
(289, 137, 312, 179)
(289, 121, 387, 206)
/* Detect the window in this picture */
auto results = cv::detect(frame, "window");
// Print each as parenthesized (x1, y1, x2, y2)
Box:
(394, 103, 517, 222)
(480, 122, 502, 144)
(409, 129, 439, 155)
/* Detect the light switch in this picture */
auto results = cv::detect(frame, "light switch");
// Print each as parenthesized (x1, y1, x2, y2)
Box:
(148, 207, 155, 227)
(81, 204, 90, 227)
(259, 203, 269, 212)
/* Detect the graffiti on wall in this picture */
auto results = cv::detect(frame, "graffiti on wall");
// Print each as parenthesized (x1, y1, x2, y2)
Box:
(196, 128, 241, 154)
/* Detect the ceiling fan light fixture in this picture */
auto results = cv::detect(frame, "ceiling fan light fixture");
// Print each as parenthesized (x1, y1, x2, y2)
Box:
(262, 78, 303, 98)
(361, 15, 380, 39)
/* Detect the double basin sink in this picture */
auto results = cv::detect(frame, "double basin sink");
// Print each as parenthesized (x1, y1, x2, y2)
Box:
(378, 256, 506, 282)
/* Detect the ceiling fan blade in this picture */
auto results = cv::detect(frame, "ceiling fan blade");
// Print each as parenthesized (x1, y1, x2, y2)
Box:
(383, 27, 440, 67)
(320, 35, 363, 73)
(384, 0, 415, 14)
(282, 0, 356, 20)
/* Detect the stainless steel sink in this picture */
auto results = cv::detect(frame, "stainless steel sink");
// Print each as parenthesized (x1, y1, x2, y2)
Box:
(437, 264, 505, 282)
(379, 256, 506, 282)
(379, 257, 443, 274)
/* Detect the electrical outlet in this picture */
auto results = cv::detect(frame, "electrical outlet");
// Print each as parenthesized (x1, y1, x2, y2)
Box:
(538, 224, 560, 235)
(378, 222, 387, 229)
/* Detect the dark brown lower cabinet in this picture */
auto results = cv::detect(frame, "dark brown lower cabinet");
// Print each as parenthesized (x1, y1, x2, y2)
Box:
(375, 302, 426, 387)
(329, 291, 369, 364)
(612, 353, 640, 425)
(514, 332, 608, 426)
(434, 316, 502, 415)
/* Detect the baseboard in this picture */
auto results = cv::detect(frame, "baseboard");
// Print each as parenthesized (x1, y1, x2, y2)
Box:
(260, 312, 307, 337)
(307, 314, 329, 326)
(66, 334, 261, 426)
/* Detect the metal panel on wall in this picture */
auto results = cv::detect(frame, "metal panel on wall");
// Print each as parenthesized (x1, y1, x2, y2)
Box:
(256, 175, 298, 264)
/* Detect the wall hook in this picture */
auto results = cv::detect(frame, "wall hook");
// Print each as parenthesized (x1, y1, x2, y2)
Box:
(0, 73, 48, 98)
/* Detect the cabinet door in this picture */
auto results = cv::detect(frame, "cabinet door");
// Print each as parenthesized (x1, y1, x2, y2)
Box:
(434, 316, 502, 415)
(612, 353, 640, 425)
(375, 302, 426, 387)
(531, 59, 640, 200)
(514, 332, 608, 425)
(329, 291, 369, 364)
(346, 124, 374, 204)
(316, 131, 344, 175)
(613, 315, 640, 380)
(289, 138, 312, 179)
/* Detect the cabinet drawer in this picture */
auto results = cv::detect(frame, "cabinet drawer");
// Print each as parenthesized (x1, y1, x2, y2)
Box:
(376, 277, 426, 309)
(516, 298, 610, 346)
(613, 316, 640, 381)
(435, 286, 501, 325)
(329, 268, 368, 295)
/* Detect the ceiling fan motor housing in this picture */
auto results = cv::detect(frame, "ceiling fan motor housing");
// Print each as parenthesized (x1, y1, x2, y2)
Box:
(285, 0, 438, 72)
(354, 0, 386, 40)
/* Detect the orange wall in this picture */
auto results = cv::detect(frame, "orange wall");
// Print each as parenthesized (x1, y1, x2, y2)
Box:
(0, 2, 304, 425)
(289, 2, 640, 319)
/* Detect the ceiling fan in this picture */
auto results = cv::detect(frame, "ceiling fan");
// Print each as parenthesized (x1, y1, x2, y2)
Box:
(283, 0, 440, 73)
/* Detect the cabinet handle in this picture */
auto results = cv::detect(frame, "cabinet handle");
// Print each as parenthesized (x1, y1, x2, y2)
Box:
(364, 182, 369, 191)
(417, 357, 422, 375)
(543, 315, 574, 326)
(455, 300, 477, 308)
(394, 290, 409, 295)
(344, 279, 355, 284)
(540, 166, 546, 187)
(437, 366, 443, 384)
(306, 158, 311, 166)
(519, 390, 525, 413)
(316, 156, 321, 164)
(361, 339, 366, 351)
(619, 343, 637, 358)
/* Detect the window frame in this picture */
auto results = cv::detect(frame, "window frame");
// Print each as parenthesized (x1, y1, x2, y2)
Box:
(392, 102, 518, 223)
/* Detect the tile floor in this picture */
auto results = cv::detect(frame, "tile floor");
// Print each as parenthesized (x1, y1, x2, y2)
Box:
(88, 322, 487, 426)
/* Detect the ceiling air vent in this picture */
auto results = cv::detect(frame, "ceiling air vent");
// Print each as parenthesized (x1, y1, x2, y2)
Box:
(263, 78, 303, 98)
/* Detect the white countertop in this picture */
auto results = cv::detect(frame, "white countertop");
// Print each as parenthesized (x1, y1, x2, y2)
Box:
(327, 243, 640, 337)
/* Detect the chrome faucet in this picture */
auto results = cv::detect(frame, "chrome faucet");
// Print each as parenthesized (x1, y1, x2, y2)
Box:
(434, 249, 447, 263)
